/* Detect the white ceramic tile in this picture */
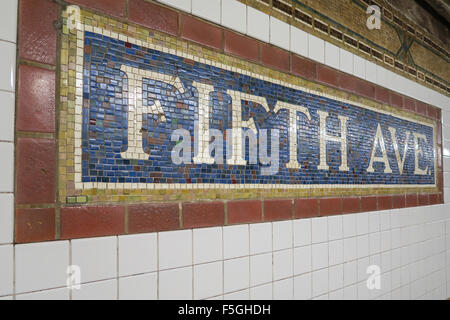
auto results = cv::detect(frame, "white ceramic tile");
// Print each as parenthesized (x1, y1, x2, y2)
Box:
(270, 17, 290, 51)
(250, 253, 272, 286)
(224, 257, 249, 293)
(118, 234, 157, 277)
(0, 245, 13, 296)
(376, 65, 388, 87)
(159, 266, 192, 300)
(0, 0, 17, 43)
(16, 287, 70, 300)
(250, 222, 272, 255)
(356, 212, 369, 235)
(343, 260, 358, 286)
(250, 283, 272, 300)
(325, 42, 339, 69)
(329, 240, 344, 266)
(293, 219, 311, 247)
(308, 34, 324, 63)
(273, 220, 292, 250)
(0, 91, 15, 142)
(16, 241, 69, 293)
(293, 273, 311, 300)
(312, 217, 328, 243)
(369, 232, 381, 254)
(246, 6, 269, 42)
(343, 214, 357, 238)
(328, 215, 343, 241)
(224, 224, 249, 259)
(72, 236, 117, 283)
(192, 0, 221, 24)
(193, 227, 222, 264)
(343, 237, 357, 262)
(357, 257, 370, 283)
(290, 26, 308, 57)
(0, 194, 13, 244)
(329, 289, 344, 300)
(158, 0, 191, 12)
(357, 235, 369, 258)
(222, 0, 246, 34)
(159, 229, 192, 270)
(343, 284, 357, 300)
(119, 273, 157, 300)
(273, 249, 293, 280)
(0, 142, 14, 192)
(368, 211, 380, 233)
(380, 210, 391, 231)
(339, 48, 353, 74)
(194, 261, 223, 300)
(329, 264, 344, 291)
(293, 245, 311, 275)
(353, 55, 365, 79)
(312, 243, 328, 270)
(312, 268, 328, 297)
(0, 41, 15, 91)
(224, 289, 249, 300)
(73, 279, 117, 300)
(365, 60, 377, 83)
(273, 278, 293, 300)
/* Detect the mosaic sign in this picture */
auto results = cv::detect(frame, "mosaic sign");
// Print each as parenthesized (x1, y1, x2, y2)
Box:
(60, 10, 438, 203)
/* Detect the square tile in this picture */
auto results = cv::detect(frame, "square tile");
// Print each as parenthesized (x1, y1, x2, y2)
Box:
(119, 233, 157, 276)
(119, 273, 157, 300)
(72, 236, 117, 283)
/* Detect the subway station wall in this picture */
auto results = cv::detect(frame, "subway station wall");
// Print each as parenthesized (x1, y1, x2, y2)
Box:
(0, 0, 449, 300)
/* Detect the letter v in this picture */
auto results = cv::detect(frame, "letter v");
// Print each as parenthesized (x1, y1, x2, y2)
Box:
(388, 127, 410, 175)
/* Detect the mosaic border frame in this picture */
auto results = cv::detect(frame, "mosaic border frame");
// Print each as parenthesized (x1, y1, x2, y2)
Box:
(59, 8, 440, 204)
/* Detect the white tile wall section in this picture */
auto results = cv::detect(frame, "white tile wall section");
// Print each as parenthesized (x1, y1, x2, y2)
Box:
(270, 16, 290, 51)
(221, 0, 246, 34)
(308, 34, 325, 64)
(0, 5, 16, 281)
(191, 0, 221, 24)
(0, 204, 448, 299)
(71, 236, 117, 283)
(246, 6, 269, 43)
(290, 26, 308, 57)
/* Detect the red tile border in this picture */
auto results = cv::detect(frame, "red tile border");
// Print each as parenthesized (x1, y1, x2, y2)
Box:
(182, 202, 225, 228)
(128, 0, 178, 36)
(375, 86, 390, 104)
(406, 194, 418, 207)
(361, 196, 377, 212)
(260, 43, 290, 73)
(19, 0, 58, 65)
(390, 92, 403, 109)
(15, 208, 55, 243)
(68, 0, 126, 18)
(291, 55, 316, 80)
(294, 199, 319, 218)
(320, 198, 342, 216)
(378, 196, 393, 210)
(264, 199, 292, 221)
(181, 14, 223, 50)
(393, 195, 406, 209)
(16, 138, 56, 205)
(60, 206, 126, 239)
(224, 31, 259, 62)
(342, 197, 360, 214)
(227, 200, 262, 224)
(317, 65, 339, 87)
(128, 203, 180, 234)
(17, 65, 56, 133)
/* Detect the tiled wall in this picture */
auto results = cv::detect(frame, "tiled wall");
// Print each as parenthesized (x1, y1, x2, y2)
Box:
(1, 205, 450, 300)
(1, 0, 450, 300)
